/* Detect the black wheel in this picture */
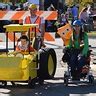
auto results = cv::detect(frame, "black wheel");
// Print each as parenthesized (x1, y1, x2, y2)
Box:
(38, 78, 44, 85)
(28, 77, 36, 89)
(88, 75, 94, 84)
(11, 81, 15, 86)
(64, 73, 68, 86)
(38, 48, 57, 79)
(64, 77, 68, 86)
(2, 81, 7, 87)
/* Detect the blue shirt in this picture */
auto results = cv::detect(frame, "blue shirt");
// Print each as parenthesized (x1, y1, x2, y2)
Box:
(71, 6, 78, 18)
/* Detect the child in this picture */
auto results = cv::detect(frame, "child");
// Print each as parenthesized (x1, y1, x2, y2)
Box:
(16, 35, 35, 52)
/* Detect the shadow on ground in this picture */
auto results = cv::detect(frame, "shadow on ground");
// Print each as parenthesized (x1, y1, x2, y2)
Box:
(0, 78, 96, 96)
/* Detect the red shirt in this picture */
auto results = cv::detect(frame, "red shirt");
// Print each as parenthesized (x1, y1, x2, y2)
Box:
(16, 44, 35, 52)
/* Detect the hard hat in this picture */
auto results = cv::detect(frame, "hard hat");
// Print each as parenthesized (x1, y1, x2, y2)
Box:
(73, 20, 82, 26)
(28, 4, 37, 10)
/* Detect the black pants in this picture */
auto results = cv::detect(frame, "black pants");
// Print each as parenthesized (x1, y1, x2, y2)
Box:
(69, 49, 86, 79)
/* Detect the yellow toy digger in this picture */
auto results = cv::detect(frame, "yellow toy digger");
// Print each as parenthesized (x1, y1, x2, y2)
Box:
(0, 24, 57, 88)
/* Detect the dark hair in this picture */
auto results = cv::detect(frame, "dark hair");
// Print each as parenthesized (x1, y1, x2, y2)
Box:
(82, 7, 87, 12)
(73, 27, 84, 41)
(18, 35, 29, 41)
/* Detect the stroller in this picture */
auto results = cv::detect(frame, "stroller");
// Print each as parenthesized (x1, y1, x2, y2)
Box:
(62, 47, 94, 86)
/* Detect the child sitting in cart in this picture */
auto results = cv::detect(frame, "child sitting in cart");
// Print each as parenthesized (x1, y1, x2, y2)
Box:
(16, 35, 35, 52)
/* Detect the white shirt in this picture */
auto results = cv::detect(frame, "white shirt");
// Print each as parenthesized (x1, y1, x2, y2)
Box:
(30, 16, 45, 24)
(23, 15, 45, 36)
(17, 42, 29, 50)
(23, 15, 45, 24)
(30, 16, 45, 36)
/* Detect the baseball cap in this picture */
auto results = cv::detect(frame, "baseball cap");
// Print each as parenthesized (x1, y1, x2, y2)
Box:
(28, 4, 37, 10)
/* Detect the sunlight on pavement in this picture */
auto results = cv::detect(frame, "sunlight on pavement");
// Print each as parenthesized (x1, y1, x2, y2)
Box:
(0, 89, 11, 96)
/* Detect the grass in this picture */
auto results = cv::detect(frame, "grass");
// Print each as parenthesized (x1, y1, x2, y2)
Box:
(87, 31, 96, 37)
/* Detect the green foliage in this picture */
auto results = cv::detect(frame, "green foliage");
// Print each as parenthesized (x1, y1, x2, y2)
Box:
(0, 0, 3, 2)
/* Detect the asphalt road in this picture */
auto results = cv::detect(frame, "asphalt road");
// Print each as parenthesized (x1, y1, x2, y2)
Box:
(0, 38, 96, 96)
(0, 48, 96, 96)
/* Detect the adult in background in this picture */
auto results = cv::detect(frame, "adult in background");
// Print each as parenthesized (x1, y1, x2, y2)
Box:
(71, 4, 79, 24)
(79, 7, 88, 24)
(23, 4, 46, 48)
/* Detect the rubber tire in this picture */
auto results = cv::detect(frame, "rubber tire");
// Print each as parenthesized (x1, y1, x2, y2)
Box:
(64, 74, 68, 86)
(88, 75, 94, 84)
(64, 77, 68, 86)
(2, 81, 7, 87)
(38, 48, 57, 79)
(28, 77, 36, 89)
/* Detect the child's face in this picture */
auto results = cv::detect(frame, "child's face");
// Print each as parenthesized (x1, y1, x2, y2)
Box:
(21, 39, 27, 46)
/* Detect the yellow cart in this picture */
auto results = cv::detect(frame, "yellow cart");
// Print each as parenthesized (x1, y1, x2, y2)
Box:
(0, 24, 57, 88)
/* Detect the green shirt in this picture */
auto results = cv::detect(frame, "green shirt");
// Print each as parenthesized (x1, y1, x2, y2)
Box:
(67, 32, 89, 57)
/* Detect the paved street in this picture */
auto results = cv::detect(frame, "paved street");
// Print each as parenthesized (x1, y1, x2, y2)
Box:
(0, 37, 96, 96)
(0, 47, 96, 96)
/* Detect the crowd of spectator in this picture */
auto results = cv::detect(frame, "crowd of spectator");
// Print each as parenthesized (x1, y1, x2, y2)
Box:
(0, 1, 95, 32)
(0, 2, 29, 11)
(55, 3, 94, 32)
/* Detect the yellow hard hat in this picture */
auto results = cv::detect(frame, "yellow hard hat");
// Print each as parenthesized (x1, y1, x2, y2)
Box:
(29, 4, 37, 10)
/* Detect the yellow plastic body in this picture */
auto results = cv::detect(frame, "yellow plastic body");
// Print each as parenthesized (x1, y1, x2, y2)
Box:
(0, 24, 39, 81)
(4, 24, 38, 32)
(0, 52, 37, 81)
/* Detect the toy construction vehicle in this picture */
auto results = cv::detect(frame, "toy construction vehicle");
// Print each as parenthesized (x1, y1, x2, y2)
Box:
(0, 24, 57, 88)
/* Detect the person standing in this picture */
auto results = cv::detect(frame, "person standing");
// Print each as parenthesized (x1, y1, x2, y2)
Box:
(71, 4, 79, 24)
(87, 5, 94, 31)
(23, 4, 45, 48)
(79, 7, 88, 24)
